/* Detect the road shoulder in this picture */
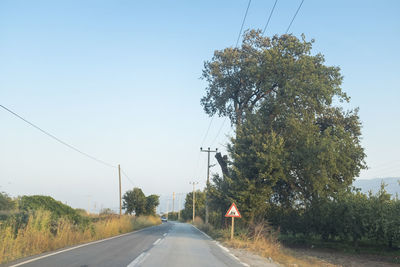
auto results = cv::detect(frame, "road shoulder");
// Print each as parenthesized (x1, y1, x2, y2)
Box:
(192, 224, 279, 267)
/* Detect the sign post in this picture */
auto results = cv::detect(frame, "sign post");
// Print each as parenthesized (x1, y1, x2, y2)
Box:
(225, 203, 241, 240)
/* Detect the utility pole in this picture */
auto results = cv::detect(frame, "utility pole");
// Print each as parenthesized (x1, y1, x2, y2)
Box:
(178, 193, 181, 221)
(200, 147, 217, 224)
(166, 199, 169, 220)
(189, 181, 199, 222)
(172, 192, 175, 213)
(118, 164, 122, 216)
(87, 195, 91, 214)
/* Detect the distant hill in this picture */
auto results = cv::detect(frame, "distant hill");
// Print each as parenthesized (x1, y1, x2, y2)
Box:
(353, 177, 400, 197)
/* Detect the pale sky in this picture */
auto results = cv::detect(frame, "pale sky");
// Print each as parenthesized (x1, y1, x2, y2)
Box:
(1, 0, 399, 213)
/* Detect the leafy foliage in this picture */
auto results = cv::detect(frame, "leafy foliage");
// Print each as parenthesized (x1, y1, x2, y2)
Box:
(122, 187, 159, 216)
(198, 30, 400, 252)
(272, 183, 400, 248)
(201, 30, 346, 127)
(181, 190, 206, 221)
(204, 31, 366, 224)
(19, 195, 86, 225)
(145, 194, 160, 216)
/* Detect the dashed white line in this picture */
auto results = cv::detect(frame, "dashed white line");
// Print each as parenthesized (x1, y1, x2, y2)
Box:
(153, 238, 161, 246)
(163, 233, 168, 237)
(127, 252, 150, 267)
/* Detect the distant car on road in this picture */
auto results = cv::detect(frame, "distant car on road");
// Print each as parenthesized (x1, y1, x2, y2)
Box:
(161, 217, 167, 222)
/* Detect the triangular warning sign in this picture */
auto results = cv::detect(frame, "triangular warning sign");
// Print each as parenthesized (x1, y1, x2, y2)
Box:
(225, 202, 241, 218)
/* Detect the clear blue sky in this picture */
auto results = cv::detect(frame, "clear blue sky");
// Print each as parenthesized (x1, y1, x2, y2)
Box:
(1, 0, 399, 212)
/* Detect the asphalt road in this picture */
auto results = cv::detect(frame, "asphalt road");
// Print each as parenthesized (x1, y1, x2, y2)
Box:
(3, 222, 246, 267)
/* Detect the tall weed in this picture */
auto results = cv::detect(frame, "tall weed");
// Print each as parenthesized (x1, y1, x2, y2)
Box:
(0, 210, 160, 264)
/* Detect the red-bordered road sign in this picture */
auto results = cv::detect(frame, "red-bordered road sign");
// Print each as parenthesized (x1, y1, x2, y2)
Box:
(225, 202, 241, 218)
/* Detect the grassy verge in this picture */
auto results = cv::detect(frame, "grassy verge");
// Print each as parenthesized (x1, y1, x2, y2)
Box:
(280, 234, 400, 264)
(192, 217, 336, 267)
(0, 210, 160, 264)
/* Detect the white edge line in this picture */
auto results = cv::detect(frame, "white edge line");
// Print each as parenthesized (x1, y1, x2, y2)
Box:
(191, 224, 211, 239)
(8, 226, 156, 267)
(191, 224, 249, 267)
(163, 233, 168, 237)
(216, 242, 230, 252)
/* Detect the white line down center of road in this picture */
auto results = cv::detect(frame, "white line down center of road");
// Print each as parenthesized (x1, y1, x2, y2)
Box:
(153, 238, 161, 246)
(127, 252, 150, 267)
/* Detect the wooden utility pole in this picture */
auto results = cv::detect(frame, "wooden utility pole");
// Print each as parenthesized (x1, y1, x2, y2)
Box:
(172, 192, 175, 213)
(178, 194, 181, 221)
(166, 199, 169, 220)
(189, 181, 198, 222)
(200, 147, 217, 224)
(118, 164, 122, 216)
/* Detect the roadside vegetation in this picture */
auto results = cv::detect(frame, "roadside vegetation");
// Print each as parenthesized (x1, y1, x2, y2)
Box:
(0, 193, 160, 264)
(178, 30, 400, 266)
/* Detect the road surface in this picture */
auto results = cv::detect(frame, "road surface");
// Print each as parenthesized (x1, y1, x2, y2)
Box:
(3, 222, 248, 267)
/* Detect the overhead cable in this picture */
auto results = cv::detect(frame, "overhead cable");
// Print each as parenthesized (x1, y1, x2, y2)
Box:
(262, 0, 278, 35)
(235, 0, 252, 47)
(285, 0, 305, 34)
(0, 104, 116, 168)
(120, 168, 135, 187)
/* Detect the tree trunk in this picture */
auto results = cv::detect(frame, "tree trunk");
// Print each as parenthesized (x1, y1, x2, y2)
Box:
(215, 152, 229, 178)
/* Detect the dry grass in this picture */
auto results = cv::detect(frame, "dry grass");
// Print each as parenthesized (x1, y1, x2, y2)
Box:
(194, 219, 337, 267)
(0, 210, 160, 264)
(227, 237, 337, 267)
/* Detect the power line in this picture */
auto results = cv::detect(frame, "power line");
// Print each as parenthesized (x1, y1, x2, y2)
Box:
(211, 0, 252, 144)
(235, 0, 252, 47)
(0, 104, 116, 169)
(120, 168, 135, 187)
(200, 116, 214, 148)
(198, 0, 251, 169)
(210, 117, 228, 147)
(262, 0, 278, 35)
(285, 0, 304, 34)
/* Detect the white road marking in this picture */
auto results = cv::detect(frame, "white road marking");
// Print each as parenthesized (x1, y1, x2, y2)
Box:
(216, 242, 249, 267)
(191, 225, 211, 239)
(8, 226, 156, 267)
(153, 238, 161, 246)
(127, 252, 150, 267)
(163, 233, 168, 237)
(191, 224, 250, 267)
(216, 242, 230, 252)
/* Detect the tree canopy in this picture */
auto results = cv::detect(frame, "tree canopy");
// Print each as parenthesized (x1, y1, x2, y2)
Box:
(122, 187, 159, 216)
(201, 30, 346, 128)
(204, 30, 366, 222)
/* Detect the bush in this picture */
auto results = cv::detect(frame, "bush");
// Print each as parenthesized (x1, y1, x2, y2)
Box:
(268, 184, 400, 248)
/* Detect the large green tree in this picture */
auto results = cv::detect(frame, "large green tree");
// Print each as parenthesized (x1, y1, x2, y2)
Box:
(123, 188, 159, 216)
(205, 30, 366, 222)
(145, 194, 160, 216)
(123, 188, 146, 215)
